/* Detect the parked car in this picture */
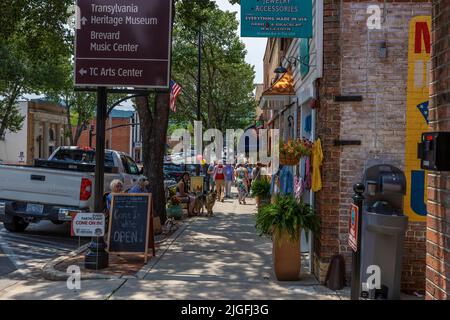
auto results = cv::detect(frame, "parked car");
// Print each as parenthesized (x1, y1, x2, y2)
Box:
(0, 146, 175, 232)
(164, 163, 200, 181)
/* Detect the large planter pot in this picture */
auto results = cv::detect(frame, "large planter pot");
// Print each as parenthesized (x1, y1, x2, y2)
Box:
(166, 205, 183, 220)
(272, 229, 301, 281)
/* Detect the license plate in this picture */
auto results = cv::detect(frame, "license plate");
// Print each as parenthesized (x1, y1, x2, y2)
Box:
(26, 203, 44, 214)
(0, 202, 5, 216)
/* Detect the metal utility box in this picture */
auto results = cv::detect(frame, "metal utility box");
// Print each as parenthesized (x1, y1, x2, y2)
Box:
(417, 132, 450, 171)
(360, 165, 409, 300)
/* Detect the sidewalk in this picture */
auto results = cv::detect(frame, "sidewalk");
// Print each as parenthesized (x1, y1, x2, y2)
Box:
(0, 195, 349, 300)
(111, 195, 349, 300)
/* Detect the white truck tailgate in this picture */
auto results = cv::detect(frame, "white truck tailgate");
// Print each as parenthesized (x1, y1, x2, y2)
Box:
(0, 166, 88, 207)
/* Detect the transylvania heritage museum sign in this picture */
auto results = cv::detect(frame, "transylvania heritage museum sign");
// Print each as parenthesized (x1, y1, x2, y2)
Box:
(75, 0, 172, 88)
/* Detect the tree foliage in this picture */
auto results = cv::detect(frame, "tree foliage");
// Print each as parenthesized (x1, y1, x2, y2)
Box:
(0, 0, 72, 138)
(170, 0, 256, 132)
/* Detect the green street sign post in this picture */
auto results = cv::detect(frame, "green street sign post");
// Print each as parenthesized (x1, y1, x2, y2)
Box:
(241, 0, 313, 38)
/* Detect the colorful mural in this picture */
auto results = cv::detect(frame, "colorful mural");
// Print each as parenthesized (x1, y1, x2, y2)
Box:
(404, 16, 431, 221)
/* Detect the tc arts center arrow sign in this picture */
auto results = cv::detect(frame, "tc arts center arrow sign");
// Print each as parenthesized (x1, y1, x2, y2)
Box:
(75, 0, 172, 89)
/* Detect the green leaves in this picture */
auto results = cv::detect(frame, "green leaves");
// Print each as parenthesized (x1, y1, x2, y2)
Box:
(255, 195, 320, 242)
(171, 0, 256, 131)
(0, 0, 72, 138)
(251, 179, 271, 199)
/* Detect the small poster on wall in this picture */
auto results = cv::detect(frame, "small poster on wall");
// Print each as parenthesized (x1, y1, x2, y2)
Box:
(348, 204, 359, 252)
(190, 176, 204, 193)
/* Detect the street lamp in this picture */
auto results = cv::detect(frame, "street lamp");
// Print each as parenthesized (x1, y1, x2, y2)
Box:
(274, 55, 315, 74)
(196, 26, 202, 177)
(89, 125, 95, 148)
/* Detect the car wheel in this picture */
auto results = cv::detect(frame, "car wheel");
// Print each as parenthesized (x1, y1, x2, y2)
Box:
(3, 217, 29, 232)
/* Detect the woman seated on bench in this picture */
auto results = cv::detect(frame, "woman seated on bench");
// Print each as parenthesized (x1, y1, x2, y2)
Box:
(176, 172, 197, 216)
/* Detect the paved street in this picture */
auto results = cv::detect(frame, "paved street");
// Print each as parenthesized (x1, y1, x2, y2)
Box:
(0, 221, 88, 279)
(0, 195, 348, 300)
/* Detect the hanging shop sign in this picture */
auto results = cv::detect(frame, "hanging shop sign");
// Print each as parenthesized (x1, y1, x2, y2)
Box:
(241, 0, 312, 38)
(299, 38, 310, 78)
(75, 0, 172, 88)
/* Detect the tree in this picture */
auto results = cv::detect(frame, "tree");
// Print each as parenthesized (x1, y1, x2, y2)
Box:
(0, 0, 72, 138)
(44, 61, 97, 146)
(44, 58, 128, 146)
(135, 0, 256, 224)
(170, 1, 256, 132)
(135, 92, 171, 225)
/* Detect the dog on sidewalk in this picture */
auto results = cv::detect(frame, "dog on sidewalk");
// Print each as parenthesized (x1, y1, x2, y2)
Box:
(193, 192, 206, 215)
(205, 191, 217, 217)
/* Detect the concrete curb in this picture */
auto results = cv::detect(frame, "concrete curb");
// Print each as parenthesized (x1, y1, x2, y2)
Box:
(41, 218, 192, 282)
(42, 243, 123, 281)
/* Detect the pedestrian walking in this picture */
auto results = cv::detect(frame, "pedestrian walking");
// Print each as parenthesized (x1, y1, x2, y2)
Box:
(246, 163, 253, 195)
(224, 163, 234, 198)
(213, 160, 225, 202)
(251, 162, 263, 186)
(207, 161, 216, 192)
(202, 159, 209, 191)
(235, 164, 249, 205)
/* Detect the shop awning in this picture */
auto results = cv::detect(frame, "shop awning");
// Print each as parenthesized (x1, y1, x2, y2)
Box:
(259, 71, 296, 110)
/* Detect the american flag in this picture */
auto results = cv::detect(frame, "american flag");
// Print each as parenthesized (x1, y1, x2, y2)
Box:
(169, 80, 182, 113)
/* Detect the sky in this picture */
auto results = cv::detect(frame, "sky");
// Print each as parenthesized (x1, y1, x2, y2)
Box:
(113, 0, 266, 110)
(215, 0, 266, 84)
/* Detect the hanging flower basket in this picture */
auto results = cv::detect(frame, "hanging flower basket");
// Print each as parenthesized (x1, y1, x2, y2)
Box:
(280, 154, 300, 166)
(279, 139, 313, 165)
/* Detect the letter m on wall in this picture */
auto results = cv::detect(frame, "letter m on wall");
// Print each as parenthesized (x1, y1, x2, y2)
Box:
(415, 22, 430, 54)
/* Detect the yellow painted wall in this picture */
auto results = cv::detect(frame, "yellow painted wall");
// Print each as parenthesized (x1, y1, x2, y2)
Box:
(404, 16, 431, 222)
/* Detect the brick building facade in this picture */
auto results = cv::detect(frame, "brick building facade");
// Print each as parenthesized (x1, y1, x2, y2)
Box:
(314, 0, 431, 294)
(425, 0, 450, 300)
(77, 109, 134, 155)
(261, 0, 433, 294)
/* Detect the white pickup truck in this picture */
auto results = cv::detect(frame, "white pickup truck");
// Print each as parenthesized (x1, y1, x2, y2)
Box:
(0, 146, 175, 232)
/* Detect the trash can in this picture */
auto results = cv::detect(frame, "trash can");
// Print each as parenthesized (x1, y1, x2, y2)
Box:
(359, 164, 409, 300)
(360, 209, 408, 300)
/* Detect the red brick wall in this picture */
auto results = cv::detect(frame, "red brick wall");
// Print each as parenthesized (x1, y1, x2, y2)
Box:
(313, 1, 431, 294)
(313, 0, 343, 281)
(426, 0, 450, 300)
(77, 118, 131, 155)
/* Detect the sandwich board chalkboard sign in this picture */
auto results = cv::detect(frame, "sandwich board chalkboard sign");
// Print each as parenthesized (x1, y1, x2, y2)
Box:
(107, 194, 155, 262)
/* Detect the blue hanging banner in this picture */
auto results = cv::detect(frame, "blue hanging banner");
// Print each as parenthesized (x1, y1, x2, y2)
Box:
(299, 38, 310, 78)
(241, 0, 313, 38)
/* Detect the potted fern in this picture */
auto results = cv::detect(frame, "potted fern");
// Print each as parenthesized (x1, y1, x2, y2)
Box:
(255, 194, 320, 281)
(251, 178, 271, 207)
